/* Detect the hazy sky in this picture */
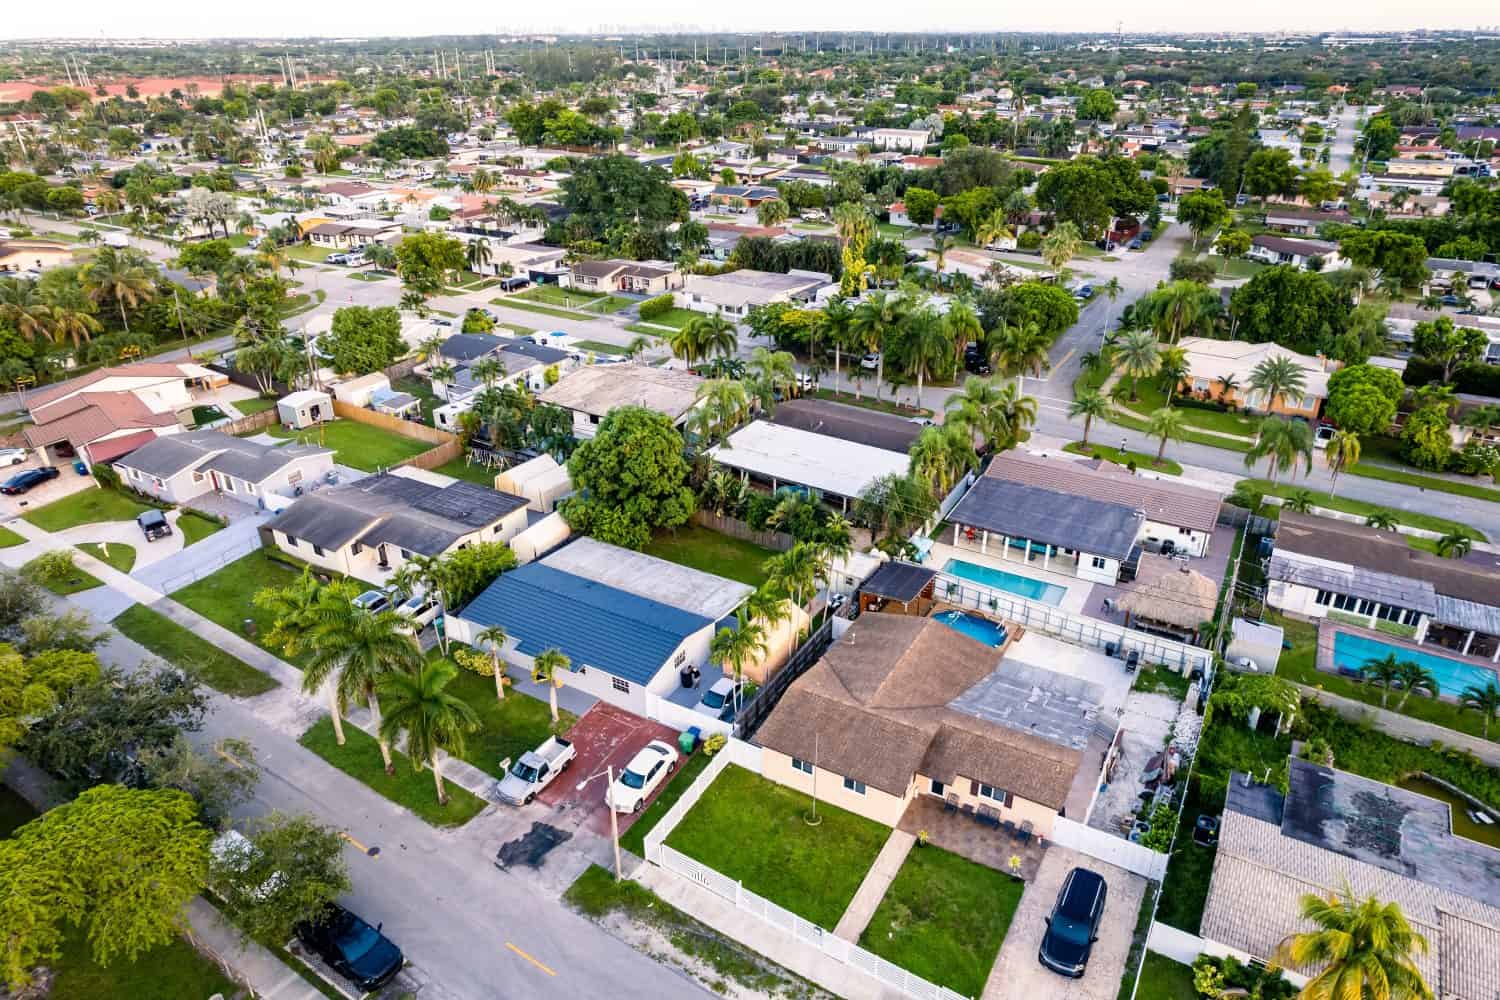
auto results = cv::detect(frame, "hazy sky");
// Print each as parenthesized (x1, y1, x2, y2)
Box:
(2, 1, 1493, 42)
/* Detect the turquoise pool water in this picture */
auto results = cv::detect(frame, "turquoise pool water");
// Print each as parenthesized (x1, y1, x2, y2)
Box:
(933, 610, 1009, 647)
(1332, 631, 1500, 698)
(941, 558, 1068, 607)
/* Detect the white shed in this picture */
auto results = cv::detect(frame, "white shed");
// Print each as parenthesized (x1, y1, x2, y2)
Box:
(494, 454, 574, 512)
(276, 389, 332, 430)
(330, 372, 391, 408)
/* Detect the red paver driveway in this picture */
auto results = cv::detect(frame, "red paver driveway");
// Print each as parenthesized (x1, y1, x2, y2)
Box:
(535, 702, 682, 836)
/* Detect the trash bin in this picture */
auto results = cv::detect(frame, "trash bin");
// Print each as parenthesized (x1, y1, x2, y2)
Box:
(679, 727, 701, 755)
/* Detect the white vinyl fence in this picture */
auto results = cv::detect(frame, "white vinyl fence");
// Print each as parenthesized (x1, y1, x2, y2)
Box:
(936, 572, 1214, 675)
(1050, 817, 1169, 881)
(644, 691, 734, 739)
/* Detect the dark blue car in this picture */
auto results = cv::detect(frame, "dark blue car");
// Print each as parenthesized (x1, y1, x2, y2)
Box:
(1, 466, 59, 495)
(1039, 867, 1108, 977)
(295, 903, 403, 992)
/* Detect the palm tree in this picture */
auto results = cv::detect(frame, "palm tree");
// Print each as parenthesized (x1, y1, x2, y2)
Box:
(1361, 654, 1404, 708)
(1325, 429, 1361, 498)
(832, 201, 872, 250)
(817, 295, 856, 392)
(475, 625, 510, 701)
(1460, 682, 1500, 738)
(903, 308, 954, 412)
(1365, 511, 1398, 531)
(253, 570, 328, 665)
(1112, 330, 1161, 403)
(756, 197, 789, 228)
(1436, 530, 1473, 559)
(624, 334, 657, 361)
(1247, 355, 1308, 413)
(746, 346, 797, 410)
(709, 615, 767, 714)
(82, 247, 155, 332)
(0, 279, 51, 342)
(670, 313, 737, 366)
(1149, 280, 1218, 344)
(817, 514, 855, 600)
(1146, 407, 1188, 464)
(1157, 344, 1189, 404)
(1214, 373, 1240, 401)
(46, 299, 102, 350)
(1070, 389, 1111, 447)
(944, 297, 984, 364)
(1285, 489, 1316, 513)
(908, 423, 978, 497)
(531, 648, 570, 724)
(974, 208, 1014, 251)
(1245, 417, 1314, 485)
(1394, 662, 1438, 712)
(690, 378, 751, 445)
(764, 543, 825, 613)
(849, 291, 910, 402)
(307, 595, 424, 774)
(406, 554, 453, 654)
(987, 322, 1052, 384)
(1275, 885, 1432, 1000)
(1041, 221, 1082, 272)
(466, 238, 493, 274)
(377, 658, 479, 807)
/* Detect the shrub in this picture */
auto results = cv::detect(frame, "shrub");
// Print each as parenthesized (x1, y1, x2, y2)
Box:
(28, 549, 78, 585)
(91, 462, 121, 491)
(452, 646, 495, 677)
(701, 734, 727, 757)
(1017, 230, 1042, 250)
(637, 293, 676, 321)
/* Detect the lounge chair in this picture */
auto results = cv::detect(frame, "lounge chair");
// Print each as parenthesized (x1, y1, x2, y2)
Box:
(1017, 820, 1034, 846)
(943, 794, 959, 813)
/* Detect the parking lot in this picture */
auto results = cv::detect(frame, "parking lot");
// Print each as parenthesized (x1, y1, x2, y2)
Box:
(534, 702, 681, 837)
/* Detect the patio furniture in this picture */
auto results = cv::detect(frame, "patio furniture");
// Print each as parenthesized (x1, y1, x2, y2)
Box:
(959, 803, 976, 821)
(1001, 819, 1018, 839)
(976, 805, 1001, 828)
(1017, 820, 1034, 846)
(943, 794, 959, 813)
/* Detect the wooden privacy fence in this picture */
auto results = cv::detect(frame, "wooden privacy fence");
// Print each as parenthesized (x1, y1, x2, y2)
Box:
(330, 398, 460, 472)
(689, 510, 795, 552)
(222, 408, 278, 436)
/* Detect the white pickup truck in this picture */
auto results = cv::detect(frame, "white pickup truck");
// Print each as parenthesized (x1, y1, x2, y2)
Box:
(495, 736, 575, 805)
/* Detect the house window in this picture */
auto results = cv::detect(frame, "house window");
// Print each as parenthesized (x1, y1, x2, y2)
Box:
(351, 543, 363, 555)
(1091, 556, 1107, 570)
(283, 534, 299, 548)
(246, 483, 256, 494)
(493, 524, 504, 534)
(977, 783, 1009, 804)
(313, 544, 325, 557)
(792, 758, 814, 775)
(842, 776, 866, 795)
(1179, 527, 1191, 535)
(400, 549, 412, 560)
(930, 778, 945, 796)
(611, 677, 630, 694)
(1315, 589, 1333, 606)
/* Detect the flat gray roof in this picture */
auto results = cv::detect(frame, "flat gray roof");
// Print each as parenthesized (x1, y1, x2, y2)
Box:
(949, 661, 1107, 751)
(540, 537, 751, 623)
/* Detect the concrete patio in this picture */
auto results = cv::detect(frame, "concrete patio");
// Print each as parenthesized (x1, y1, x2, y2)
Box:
(896, 795, 1050, 881)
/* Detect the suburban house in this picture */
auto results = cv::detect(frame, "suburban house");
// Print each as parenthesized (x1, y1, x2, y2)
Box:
(887, 201, 942, 228)
(537, 364, 703, 439)
(305, 220, 401, 250)
(1199, 759, 1500, 999)
(754, 613, 1090, 833)
(315, 180, 379, 206)
(769, 397, 924, 454)
(22, 362, 229, 469)
(678, 269, 830, 317)
(1267, 510, 1500, 663)
(264, 472, 529, 579)
(1178, 337, 1337, 418)
(709, 184, 779, 206)
(1263, 205, 1352, 235)
(563, 259, 682, 295)
(459, 240, 567, 282)
(1246, 234, 1344, 270)
(0, 238, 71, 274)
(706, 421, 909, 513)
(869, 127, 932, 151)
(112, 430, 333, 509)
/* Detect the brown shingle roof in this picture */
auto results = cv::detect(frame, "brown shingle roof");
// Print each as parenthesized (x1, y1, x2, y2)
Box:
(754, 614, 1081, 807)
(984, 451, 1222, 533)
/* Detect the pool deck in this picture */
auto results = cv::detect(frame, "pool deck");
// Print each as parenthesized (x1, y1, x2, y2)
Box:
(1316, 620, 1500, 700)
(929, 539, 1093, 614)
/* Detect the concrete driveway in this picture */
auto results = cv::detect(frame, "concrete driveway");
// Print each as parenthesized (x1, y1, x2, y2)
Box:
(0, 457, 97, 517)
(983, 847, 1146, 1000)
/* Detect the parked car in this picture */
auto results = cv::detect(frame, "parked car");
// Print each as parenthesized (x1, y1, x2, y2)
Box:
(605, 739, 678, 813)
(496, 736, 575, 805)
(137, 509, 173, 541)
(1038, 867, 1108, 978)
(965, 352, 992, 375)
(694, 676, 743, 720)
(430, 318, 453, 327)
(1072, 284, 1094, 300)
(0, 447, 27, 466)
(294, 903, 404, 993)
(353, 590, 391, 613)
(1, 465, 58, 495)
(394, 594, 440, 632)
(1128, 238, 1143, 251)
(1141, 230, 1155, 242)
(860, 352, 881, 371)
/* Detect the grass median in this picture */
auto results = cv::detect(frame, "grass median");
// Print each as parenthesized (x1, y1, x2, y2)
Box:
(113, 603, 278, 698)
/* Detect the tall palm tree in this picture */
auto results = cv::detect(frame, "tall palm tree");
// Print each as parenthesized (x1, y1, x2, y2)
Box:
(1436, 530, 1473, 559)
(1146, 407, 1189, 463)
(253, 570, 329, 666)
(944, 297, 984, 364)
(1041, 220, 1082, 272)
(1112, 330, 1162, 402)
(902, 308, 954, 412)
(832, 201, 872, 250)
(466, 238, 493, 274)
(849, 291, 910, 402)
(531, 648, 570, 724)
(817, 295, 856, 392)
(995, 381, 1039, 451)
(1460, 682, 1500, 738)
(974, 208, 1015, 251)
(46, 299, 102, 350)
(475, 625, 510, 701)
(1245, 417, 1314, 485)
(710, 615, 767, 714)
(746, 346, 797, 410)
(690, 378, 751, 445)
(817, 514, 855, 601)
(1148, 280, 1219, 344)
(1394, 662, 1438, 712)
(764, 542, 825, 613)
(0, 278, 52, 342)
(307, 596, 424, 774)
(1276, 885, 1432, 1000)
(1361, 654, 1404, 708)
(82, 247, 155, 332)
(987, 321, 1052, 384)
(1247, 355, 1309, 413)
(407, 554, 453, 654)
(670, 313, 737, 366)
(1157, 344, 1189, 404)
(377, 659, 479, 807)
(945, 376, 1006, 449)
(908, 423, 978, 497)
(1325, 429, 1361, 498)
(1069, 389, 1111, 447)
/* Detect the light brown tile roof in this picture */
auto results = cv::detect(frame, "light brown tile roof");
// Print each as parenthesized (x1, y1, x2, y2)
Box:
(24, 391, 178, 448)
(984, 451, 1223, 533)
(754, 613, 1081, 807)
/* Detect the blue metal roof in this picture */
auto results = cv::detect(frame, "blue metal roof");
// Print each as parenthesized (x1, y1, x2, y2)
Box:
(459, 563, 714, 686)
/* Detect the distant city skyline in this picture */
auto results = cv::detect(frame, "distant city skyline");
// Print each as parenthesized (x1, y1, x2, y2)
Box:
(3, 2, 1496, 44)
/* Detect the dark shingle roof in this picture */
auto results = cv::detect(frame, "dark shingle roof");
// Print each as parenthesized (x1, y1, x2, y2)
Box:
(439, 334, 506, 363)
(460, 563, 713, 685)
(950, 478, 1144, 561)
(859, 561, 937, 603)
(770, 397, 923, 454)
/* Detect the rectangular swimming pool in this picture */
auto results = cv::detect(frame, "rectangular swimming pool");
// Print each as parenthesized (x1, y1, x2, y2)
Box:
(1331, 630, 1500, 698)
(932, 610, 1009, 647)
(941, 558, 1068, 607)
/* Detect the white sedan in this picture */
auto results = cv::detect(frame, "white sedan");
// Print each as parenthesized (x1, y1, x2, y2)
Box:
(0, 448, 28, 466)
(605, 739, 679, 813)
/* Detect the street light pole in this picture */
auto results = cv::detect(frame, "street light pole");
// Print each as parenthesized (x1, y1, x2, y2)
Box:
(577, 765, 622, 881)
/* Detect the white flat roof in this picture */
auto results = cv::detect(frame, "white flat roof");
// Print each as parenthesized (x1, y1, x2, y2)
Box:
(708, 421, 909, 501)
(542, 537, 751, 622)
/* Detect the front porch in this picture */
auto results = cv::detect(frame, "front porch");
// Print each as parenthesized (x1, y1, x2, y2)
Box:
(896, 795, 1049, 881)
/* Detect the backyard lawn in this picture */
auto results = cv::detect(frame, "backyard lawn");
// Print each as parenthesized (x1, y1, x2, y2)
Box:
(177, 511, 225, 547)
(231, 395, 279, 417)
(0, 525, 23, 547)
(77, 541, 136, 573)
(438, 656, 578, 779)
(644, 525, 775, 587)
(21, 486, 156, 532)
(859, 845, 1025, 997)
(113, 603, 279, 698)
(266, 418, 432, 471)
(1134, 952, 1198, 1000)
(620, 748, 714, 856)
(433, 455, 501, 486)
(664, 764, 889, 928)
(299, 716, 486, 826)
(173, 548, 310, 666)
(393, 375, 442, 423)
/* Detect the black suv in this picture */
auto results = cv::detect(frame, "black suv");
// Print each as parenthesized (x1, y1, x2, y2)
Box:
(963, 344, 992, 375)
(137, 509, 173, 541)
(295, 903, 404, 993)
(1039, 867, 1108, 977)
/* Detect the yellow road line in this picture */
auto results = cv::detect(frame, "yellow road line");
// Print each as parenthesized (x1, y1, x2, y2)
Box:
(1053, 348, 1076, 371)
(505, 942, 557, 977)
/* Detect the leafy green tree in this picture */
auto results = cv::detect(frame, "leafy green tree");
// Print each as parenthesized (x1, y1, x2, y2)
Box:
(1401, 401, 1454, 471)
(1411, 317, 1488, 384)
(0, 643, 98, 760)
(324, 305, 405, 375)
(1339, 230, 1429, 291)
(440, 541, 518, 606)
(378, 658, 479, 806)
(395, 232, 465, 306)
(854, 472, 938, 546)
(209, 812, 350, 944)
(560, 154, 686, 238)
(1228, 266, 1349, 356)
(1077, 89, 1117, 121)
(140, 734, 260, 825)
(901, 186, 939, 228)
(1324, 364, 1403, 436)
(1215, 228, 1251, 271)
(991, 281, 1078, 345)
(1243, 148, 1299, 200)
(561, 407, 696, 549)
(1177, 190, 1229, 249)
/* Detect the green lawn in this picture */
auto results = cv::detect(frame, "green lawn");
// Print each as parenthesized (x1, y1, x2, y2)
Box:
(266, 419, 432, 471)
(299, 716, 486, 826)
(77, 540, 136, 573)
(643, 525, 776, 587)
(497, 298, 604, 322)
(177, 511, 225, 547)
(620, 748, 714, 856)
(572, 339, 627, 355)
(1064, 441, 1183, 476)
(859, 845, 1024, 997)
(1074, 364, 1255, 454)
(1242, 480, 1486, 539)
(1345, 461, 1500, 505)
(21, 487, 156, 532)
(23, 555, 103, 595)
(626, 308, 698, 332)
(286, 243, 335, 262)
(440, 658, 577, 779)
(0, 525, 25, 548)
(173, 548, 310, 666)
(113, 603, 278, 697)
(432, 455, 500, 486)
(231, 395, 278, 417)
(665, 764, 889, 928)
(878, 223, 915, 240)
(1134, 952, 1198, 1000)
(1118, 382, 1259, 439)
(512, 285, 632, 314)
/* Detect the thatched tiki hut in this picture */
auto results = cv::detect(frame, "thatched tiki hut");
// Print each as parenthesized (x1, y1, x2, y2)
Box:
(1115, 553, 1219, 646)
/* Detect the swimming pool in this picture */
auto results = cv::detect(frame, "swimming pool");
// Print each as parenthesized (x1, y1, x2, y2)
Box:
(933, 610, 1009, 647)
(941, 558, 1068, 607)
(1331, 631, 1500, 698)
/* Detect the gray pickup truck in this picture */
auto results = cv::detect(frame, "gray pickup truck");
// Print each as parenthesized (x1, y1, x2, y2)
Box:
(495, 736, 575, 805)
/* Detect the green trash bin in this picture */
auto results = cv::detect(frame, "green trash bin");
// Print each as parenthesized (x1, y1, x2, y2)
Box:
(679, 727, 701, 755)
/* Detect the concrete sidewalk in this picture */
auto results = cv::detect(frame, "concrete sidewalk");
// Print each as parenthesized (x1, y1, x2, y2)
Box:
(833, 828, 915, 943)
(183, 898, 330, 1000)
